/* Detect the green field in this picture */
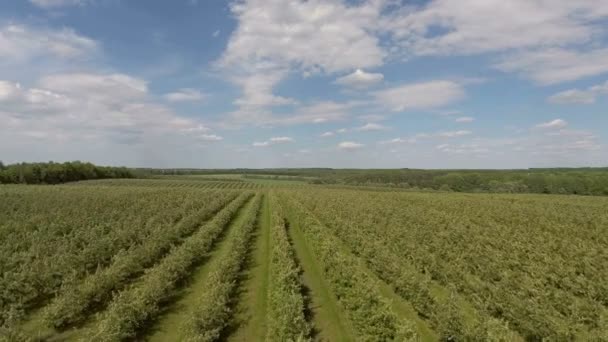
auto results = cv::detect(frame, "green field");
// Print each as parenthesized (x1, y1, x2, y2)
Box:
(1, 179, 607, 341)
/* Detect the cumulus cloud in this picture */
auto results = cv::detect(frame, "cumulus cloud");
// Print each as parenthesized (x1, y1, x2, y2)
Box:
(548, 80, 608, 104)
(382, 131, 470, 144)
(29, 0, 87, 9)
(374, 80, 465, 112)
(219, 0, 386, 124)
(252, 136, 294, 147)
(386, 1, 608, 56)
(335, 69, 384, 89)
(338, 141, 364, 150)
(197, 134, 223, 141)
(227, 100, 353, 127)
(495, 48, 608, 85)
(536, 119, 568, 129)
(436, 143, 489, 154)
(0, 72, 219, 146)
(455, 116, 474, 123)
(381, 137, 418, 145)
(0, 23, 98, 62)
(220, 0, 384, 74)
(269, 136, 294, 143)
(356, 123, 387, 131)
(164, 88, 206, 102)
(437, 130, 472, 138)
(382, 1, 608, 84)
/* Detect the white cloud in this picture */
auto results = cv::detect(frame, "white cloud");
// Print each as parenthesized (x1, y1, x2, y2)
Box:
(320, 131, 334, 137)
(335, 69, 384, 89)
(436, 143, 489, 154)
(381, 137, 417, 145)
(381, 1, 608, 84)
(455, 116, 474, 123)
(374, 80, 465, 112)
(338, 141, 364, 150)
(548, 89, 596, 104)
(219, 0, 386, 124)
(29, 0, 87, 8)
(180, 124, 210, 133)
(536, 119, 568, 129)
(252, 136, 294, 147)
(356, 123, 387, 131)
(358, 114, 386, 122)
(0, 72, 218, 146)
(548, 80, 608, 104)
(199, 134, 223, 141)
(164, 88, 206, 102)
(437, 130, 472, 138)
(496, 48, 608, 85)
(227, 100, 352, 127)
(0, 81, 22, 101)
(269, 136, 294, 143)
(220, 0, 385, 74)
(386, 1, 608, 56)
(232, 69, 296, 108)
(381, 130, 471, 146)
(0, 24, 97, 62)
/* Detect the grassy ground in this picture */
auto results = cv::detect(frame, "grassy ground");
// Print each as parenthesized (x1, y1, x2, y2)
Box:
(225, 192, 272, 341)
(145, 196, 256, 342)
(285, 210, 356, 342)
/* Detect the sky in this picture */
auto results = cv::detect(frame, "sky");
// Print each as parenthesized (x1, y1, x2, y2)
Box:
(0, 0, 607, 169)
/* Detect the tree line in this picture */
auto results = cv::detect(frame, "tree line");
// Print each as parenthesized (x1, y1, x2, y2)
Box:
(0, 161, 133, 185)
(305, 169, 608, 196)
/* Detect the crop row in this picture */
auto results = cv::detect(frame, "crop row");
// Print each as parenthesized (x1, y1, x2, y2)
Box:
(73, 179, 268, 188)
(86, 192, 253, 341)
(181, 194, 263, 341)
(0, 186, 224, 326)
(72, 179, 307, 189)
(43, 191, 240, 328)
(289, 188, 608, 340)
(265, 195, 310, 341)
(290, 193, 515, 340)
(279, 193, 418, 341)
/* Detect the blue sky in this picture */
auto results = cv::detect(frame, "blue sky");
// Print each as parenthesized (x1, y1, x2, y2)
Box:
(0, 0, 607, 168)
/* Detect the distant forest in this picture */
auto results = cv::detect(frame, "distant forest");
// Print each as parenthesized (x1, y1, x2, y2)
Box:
(2, 161, 608, 195)
(143, 167, 608, 196)
(0, 161, 133, 184)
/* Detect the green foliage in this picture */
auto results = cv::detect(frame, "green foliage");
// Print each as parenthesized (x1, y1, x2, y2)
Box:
(183, 195, 262, 342)
(0, 186, 230, 328)
(265, 195, 311, 342)
(42, 191, 239, 328)
(282, 193, 419, 341)
(134, 167, 608, 195)
(86, 192, 253, 341)
(290, 188, 608, 340)
(0, 161, 133, 184)
(2, 181, 608, 340)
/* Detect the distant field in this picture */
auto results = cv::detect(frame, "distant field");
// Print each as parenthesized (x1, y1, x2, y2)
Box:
(150, 173, 314, 185)
(1, 178, 607, 341)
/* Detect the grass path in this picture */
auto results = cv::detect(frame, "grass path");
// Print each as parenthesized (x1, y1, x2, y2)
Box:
(144, 196, 256, 342)
(292, 197, 520, 341)
(292, 201, 439, 341)
(285, 211, 355, 342)
(15, 195, 243, 341)
(225, 192, 272, 341)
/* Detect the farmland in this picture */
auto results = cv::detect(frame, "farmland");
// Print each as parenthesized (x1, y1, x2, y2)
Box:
(1, 178, 607, 341)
